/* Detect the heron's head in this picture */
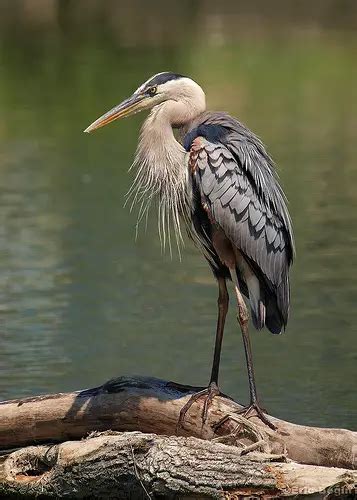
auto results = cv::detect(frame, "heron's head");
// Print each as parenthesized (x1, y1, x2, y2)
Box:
(84, 72, 205, 133)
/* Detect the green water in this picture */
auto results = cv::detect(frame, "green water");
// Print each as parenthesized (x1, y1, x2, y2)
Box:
(0, 2, 356, 429)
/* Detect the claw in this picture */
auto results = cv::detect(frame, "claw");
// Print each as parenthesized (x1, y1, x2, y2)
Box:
(176, 382, 220, 433)
(237, 402, 277, 430)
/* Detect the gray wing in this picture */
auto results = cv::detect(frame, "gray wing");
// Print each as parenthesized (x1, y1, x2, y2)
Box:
(187, 113, 294, 323)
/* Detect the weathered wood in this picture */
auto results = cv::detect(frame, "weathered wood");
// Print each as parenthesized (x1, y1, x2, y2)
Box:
(0, 376, 356, 471)
(0, 431, 356, 499)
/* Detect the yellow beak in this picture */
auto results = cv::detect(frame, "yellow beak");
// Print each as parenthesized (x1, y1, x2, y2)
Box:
(84, 93, 145, 133)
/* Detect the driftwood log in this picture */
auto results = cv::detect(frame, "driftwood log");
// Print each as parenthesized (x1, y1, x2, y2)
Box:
(0, 375, 356, 498)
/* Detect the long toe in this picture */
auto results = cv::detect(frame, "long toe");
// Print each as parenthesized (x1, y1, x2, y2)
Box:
(237, 402, 277, 430)
(176, 382, 221, 433)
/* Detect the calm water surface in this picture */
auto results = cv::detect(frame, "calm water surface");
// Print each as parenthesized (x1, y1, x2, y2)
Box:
(0, 3, 356, 429)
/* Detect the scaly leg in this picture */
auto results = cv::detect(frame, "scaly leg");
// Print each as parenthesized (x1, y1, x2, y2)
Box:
(234, 284, 276, 430)
(177, 277, 229, 431)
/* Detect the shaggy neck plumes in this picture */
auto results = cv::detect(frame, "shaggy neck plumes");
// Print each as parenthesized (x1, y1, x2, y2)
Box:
(127, 91, 206, 253)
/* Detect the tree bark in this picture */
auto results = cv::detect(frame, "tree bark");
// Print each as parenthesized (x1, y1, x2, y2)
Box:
(0, 431, 356, 499)
(0, 375, 356, 471)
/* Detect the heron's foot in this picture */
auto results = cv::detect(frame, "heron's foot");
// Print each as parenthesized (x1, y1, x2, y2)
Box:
(237, 401, 277, 430)
(176, 382, 221, 433)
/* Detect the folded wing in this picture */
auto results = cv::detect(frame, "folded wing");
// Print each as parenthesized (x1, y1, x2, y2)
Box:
(184, 112, 294, 331)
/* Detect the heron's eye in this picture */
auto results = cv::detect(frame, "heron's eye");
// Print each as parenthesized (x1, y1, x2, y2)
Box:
(147, 85, 157, 97)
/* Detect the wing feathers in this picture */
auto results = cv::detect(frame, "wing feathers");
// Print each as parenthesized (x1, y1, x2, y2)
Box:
(186, 115, 294, 328)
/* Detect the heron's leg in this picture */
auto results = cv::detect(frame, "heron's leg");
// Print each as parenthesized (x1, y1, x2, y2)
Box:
(177, 277, 229, 431)
(234, 284, 276, 430)
(209, 276, 229, 386)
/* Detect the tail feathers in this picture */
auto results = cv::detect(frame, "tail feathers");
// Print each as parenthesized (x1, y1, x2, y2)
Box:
(245, 273, 286, 335)
(265, 293, 284, 334)
(251, 299, 266, 330)
(246, 274, 266, 331)
(233, 264, 288, 335)
(277, 274, 290, 327)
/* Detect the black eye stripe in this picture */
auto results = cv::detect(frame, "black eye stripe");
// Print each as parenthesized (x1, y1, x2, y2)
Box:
(146, 72, 184, 86)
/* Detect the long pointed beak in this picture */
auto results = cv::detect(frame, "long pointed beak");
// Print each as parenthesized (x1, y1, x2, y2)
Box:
(84, 93, 145, 133)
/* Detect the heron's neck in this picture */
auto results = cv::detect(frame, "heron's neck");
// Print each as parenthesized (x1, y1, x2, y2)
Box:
(139, 105, 185, 179)
(129, 97, 205, 249)
(135, 97, 205, 191)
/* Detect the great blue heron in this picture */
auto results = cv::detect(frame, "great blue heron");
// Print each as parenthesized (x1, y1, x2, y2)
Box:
(84, 72, 294, 429)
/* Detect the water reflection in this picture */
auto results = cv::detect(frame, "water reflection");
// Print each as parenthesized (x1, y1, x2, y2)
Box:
(0, 141, 70, 396)
(0, 1, 356, 428)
